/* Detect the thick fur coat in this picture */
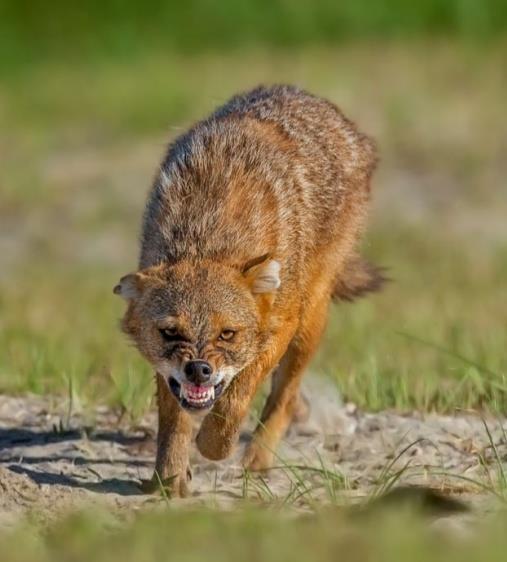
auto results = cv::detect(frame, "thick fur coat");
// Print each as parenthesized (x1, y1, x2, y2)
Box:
(115, 85, 383, 496)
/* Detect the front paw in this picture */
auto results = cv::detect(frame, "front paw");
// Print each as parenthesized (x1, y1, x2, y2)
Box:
(139, 468, 191, 498)
(196, 416, 238, 461)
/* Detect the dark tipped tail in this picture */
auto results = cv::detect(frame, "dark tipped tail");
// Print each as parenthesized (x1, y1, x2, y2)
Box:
(332, 256, 388, 302)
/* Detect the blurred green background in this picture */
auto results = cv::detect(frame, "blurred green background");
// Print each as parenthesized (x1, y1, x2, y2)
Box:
(1, 0, 507, 71)
(1, 1, 506, 417)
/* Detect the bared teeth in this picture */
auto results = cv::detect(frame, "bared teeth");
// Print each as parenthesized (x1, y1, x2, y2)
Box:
(181, 383, 214, 404)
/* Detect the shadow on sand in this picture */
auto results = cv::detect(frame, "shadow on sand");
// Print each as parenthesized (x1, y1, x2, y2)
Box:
(0, 426, 155, 496)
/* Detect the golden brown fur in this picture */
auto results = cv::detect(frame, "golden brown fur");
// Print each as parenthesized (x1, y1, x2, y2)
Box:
(114, 85, 384, 496)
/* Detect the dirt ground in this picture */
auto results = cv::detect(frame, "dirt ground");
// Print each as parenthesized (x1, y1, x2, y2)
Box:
(0, 378, 505, 527)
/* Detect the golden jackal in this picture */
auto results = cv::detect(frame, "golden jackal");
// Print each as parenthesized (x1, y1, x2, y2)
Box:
(115, 85, 383, 496)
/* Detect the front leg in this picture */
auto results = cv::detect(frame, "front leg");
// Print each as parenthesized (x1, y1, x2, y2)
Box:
(196, 326, 296, 461)
(141, 372, 193, 497)
(195, 364, 262, 460)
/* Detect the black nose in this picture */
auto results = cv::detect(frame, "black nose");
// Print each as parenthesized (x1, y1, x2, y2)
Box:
(184, 360, 213, 385)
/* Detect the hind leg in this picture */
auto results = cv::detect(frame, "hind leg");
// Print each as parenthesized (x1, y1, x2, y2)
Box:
(292, 390, 311, 423)
(243, 293, 330, 471)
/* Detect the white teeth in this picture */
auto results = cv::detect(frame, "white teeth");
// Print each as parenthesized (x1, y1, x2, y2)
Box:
(180, 384, 214, 405)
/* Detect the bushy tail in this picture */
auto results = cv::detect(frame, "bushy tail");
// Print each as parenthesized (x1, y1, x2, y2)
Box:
(332, 255, 388, 302)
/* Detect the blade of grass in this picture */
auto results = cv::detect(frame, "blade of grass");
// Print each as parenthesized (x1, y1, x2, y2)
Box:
(397, 331, 503, 381)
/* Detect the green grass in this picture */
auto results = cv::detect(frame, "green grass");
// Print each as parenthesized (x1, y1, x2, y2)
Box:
(1, 42, 506, 416)
(1, 1, 507, 75)
(316, 226, 507, 412)
(2, 506, 507, 562)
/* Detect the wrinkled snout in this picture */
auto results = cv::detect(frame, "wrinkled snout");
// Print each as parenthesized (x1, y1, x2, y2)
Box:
(184, 360, 213, 385)
(169, 359, 225, 411)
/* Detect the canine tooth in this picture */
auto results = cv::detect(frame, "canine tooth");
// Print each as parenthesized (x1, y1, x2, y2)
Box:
(210, 387, 215, 400)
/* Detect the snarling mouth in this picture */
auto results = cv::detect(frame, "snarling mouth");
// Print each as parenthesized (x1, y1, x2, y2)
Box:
(168, 377, 225, 410)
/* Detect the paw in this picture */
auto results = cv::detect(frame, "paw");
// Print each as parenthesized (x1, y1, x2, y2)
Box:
(138, 468, 191, 498)
(196, 427, 234, 461)
(196, 416, 238, 460)
(242, 441, 275, 472)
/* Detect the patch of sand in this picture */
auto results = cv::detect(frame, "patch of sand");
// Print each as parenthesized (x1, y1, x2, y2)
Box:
(0, 380, 505, 526)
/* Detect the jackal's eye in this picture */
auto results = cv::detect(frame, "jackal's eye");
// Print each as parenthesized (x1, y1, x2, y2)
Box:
(218, 329, 235, 342)
(159, 327, 182, 342)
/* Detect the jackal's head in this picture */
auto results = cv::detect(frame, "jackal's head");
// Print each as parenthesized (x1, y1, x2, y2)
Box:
(114, 256, 280, 411)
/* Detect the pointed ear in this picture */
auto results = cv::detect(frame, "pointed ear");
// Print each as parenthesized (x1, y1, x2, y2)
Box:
(242, 254, 281, 294)
(113, 273, 142, 300)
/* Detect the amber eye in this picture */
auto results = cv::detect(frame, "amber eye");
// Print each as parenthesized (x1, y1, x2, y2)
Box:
(160, 327, 181, 341)
(218, 329, 235, 342)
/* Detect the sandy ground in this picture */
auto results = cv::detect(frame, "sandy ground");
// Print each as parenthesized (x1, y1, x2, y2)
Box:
(0, 379, 505, 527)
